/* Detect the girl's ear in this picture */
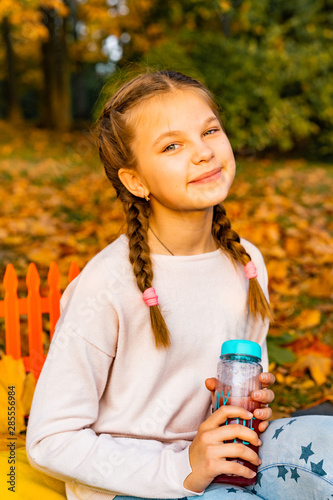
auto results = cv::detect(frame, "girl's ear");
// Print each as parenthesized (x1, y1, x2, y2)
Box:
(118, 168, 149, 199)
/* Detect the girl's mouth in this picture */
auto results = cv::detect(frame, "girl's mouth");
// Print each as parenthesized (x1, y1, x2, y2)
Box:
(189, 167, 222, 184)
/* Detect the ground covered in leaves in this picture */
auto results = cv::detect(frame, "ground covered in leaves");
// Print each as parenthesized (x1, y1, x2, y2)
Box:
(0, 121, 332, 419)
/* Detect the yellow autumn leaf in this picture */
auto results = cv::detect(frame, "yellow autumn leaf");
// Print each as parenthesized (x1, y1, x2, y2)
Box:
(296, 309, 321, 329)
(304, 272, 333, 298)
(300, 379, 315, 389)
(284, 237, 303, 257)
(21, 372, 37, 416)
(275, 373, 285, 384)
(266, 259, 289, 280)
(0, 433, 26, 451)
(0, 355, 36, 434)
(27, 247, 60, 266)
(291, 353, 331, 385)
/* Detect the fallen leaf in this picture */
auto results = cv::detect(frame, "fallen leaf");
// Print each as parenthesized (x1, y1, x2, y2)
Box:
(284, 237, 303, 257)
(266, 259, 289, 280)
(303, 272, 333, 298)
(296, 309, 321, 329)
(290, 353, 331, 385)
(300, 379, 315, 389)
(275, 373, 285, 384)
(0, 355, 36, 434)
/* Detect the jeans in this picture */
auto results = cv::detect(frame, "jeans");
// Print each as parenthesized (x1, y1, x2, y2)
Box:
(115, 416, 333, 500)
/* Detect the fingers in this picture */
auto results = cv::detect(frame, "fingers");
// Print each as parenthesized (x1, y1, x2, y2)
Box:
(205, 377, 217, 392)
(253, 405, 273, 422)
(251, 388, 275, 405)
(215, 422, 261, 448)
(215, 458, 258, 480)
(205, 378, 217, 406)
(202, 405, 253, 430)
(215, 442, 261, 467)
(252, 373, 275, 423)
(259, 372, 276, 388)
(257, 419, 270, 433)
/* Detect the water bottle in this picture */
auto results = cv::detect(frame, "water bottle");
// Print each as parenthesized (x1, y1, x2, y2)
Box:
(213, 339, 262, 486)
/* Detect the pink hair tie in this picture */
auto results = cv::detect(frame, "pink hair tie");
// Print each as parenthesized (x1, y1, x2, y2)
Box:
(244, 261, 258, 280)
(142, 287, 159, 307)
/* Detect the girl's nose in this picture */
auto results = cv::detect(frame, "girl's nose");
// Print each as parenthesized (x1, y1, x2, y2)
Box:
(191, 140, 215, 164)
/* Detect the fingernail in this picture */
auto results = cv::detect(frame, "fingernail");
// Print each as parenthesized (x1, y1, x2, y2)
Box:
(256, 409, 263, 417)
(250, 471, 256, 478)
(261, 374, 267, 382)
(258, 439, 262, 446)
(254, 392, 261, 399)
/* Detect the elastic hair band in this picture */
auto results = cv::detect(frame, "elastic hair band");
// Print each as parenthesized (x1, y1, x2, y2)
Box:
(244, 261, 258, 280)
(142, 287, 159, 307)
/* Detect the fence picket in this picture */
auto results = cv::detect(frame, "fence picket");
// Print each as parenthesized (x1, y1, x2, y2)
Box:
(26, 263, 44, 380)
(0, 261, 80, 379)
(47, 262, 62, 339)
(3, 264, 21, 359)
(68, 261, 80, 283)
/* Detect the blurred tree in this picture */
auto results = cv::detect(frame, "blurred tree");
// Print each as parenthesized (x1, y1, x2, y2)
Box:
(0, 0, 331, 156)
(1, 16, 22, 123)
(40, 1, 72, 130)
(113, 0, 333, 158)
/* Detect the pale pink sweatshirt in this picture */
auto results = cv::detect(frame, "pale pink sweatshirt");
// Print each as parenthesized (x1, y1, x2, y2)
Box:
(26, 234, 269, 500)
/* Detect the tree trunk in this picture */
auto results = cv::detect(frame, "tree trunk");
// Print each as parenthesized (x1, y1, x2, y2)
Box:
(2, 17, 22, 123)
(40, 8, 72, 131)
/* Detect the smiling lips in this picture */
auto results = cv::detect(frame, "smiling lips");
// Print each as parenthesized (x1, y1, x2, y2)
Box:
(189, 167, 222, 184)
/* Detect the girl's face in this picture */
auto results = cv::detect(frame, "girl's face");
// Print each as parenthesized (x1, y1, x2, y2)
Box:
(126, 90, 236, 216)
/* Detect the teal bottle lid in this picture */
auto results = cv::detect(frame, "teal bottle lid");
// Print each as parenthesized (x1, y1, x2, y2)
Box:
(221, 339, 261, 360)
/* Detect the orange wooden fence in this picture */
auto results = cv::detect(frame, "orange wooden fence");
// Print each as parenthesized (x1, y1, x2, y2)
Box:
(0, 262, 80, 380)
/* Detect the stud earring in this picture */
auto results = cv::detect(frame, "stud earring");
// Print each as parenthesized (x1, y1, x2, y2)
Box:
(144, 193, 150, 202)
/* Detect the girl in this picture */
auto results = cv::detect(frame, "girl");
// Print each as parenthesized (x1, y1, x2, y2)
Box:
(26, 70, 333, 500)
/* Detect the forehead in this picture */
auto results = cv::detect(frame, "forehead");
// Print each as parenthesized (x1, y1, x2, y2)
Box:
(129, 90, 218, 141)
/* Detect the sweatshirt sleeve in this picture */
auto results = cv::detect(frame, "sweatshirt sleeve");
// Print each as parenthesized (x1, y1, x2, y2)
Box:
(26, 272, 198, 498)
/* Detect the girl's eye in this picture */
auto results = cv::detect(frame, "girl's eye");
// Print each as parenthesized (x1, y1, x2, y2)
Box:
(163, 143, 180, 152)
(204, 128, 220, 136)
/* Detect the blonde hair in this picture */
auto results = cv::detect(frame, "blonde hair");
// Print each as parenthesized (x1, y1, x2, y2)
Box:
(97, 70, 273, 348)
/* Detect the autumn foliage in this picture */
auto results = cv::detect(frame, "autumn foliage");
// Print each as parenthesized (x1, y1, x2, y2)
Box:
(0, 123, 332, 419)
(1, 0, 332, 156)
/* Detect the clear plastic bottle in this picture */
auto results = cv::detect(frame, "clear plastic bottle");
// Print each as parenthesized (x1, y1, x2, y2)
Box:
(213, 339, 262, 486)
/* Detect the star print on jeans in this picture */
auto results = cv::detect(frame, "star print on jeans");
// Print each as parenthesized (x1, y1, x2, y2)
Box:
(272, 425, 284, 439)
(310, 459, 327, 477)
(256, 471, 263, 487)
(286, 418, 297, 426)
(277, 465, 289, 481)
(290, 467, 300, 482)
(227, 488, 238, 493)
(299, 442, 315, 463)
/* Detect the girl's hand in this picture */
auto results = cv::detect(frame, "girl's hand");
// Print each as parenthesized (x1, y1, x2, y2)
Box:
(184, 405, 262, 493)
(205, 372, 276, 434)
(251, 372, 275, 433)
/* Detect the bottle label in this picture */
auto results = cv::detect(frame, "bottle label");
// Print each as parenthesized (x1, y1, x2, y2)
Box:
(215, 390, 257, 445)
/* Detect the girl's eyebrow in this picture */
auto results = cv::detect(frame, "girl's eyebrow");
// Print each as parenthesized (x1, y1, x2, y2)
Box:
(152, 115, 219, 147)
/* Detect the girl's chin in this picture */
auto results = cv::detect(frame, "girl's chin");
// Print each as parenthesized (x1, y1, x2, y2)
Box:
(190, 184, 231, 206)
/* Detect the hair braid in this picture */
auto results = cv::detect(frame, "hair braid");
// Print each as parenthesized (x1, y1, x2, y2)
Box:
(124, 195, 171, 348)
(212, 204, 273, 322)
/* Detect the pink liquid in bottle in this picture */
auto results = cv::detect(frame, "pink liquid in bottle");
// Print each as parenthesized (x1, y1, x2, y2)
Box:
(213, 340, 262, 486)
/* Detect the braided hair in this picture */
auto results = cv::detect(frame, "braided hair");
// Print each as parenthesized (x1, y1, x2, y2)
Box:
(97, 69, 272, 348)
(212, 204, 273, 321)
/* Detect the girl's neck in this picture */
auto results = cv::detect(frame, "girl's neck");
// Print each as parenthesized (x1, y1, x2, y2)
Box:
(148, 209, 218, 256)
